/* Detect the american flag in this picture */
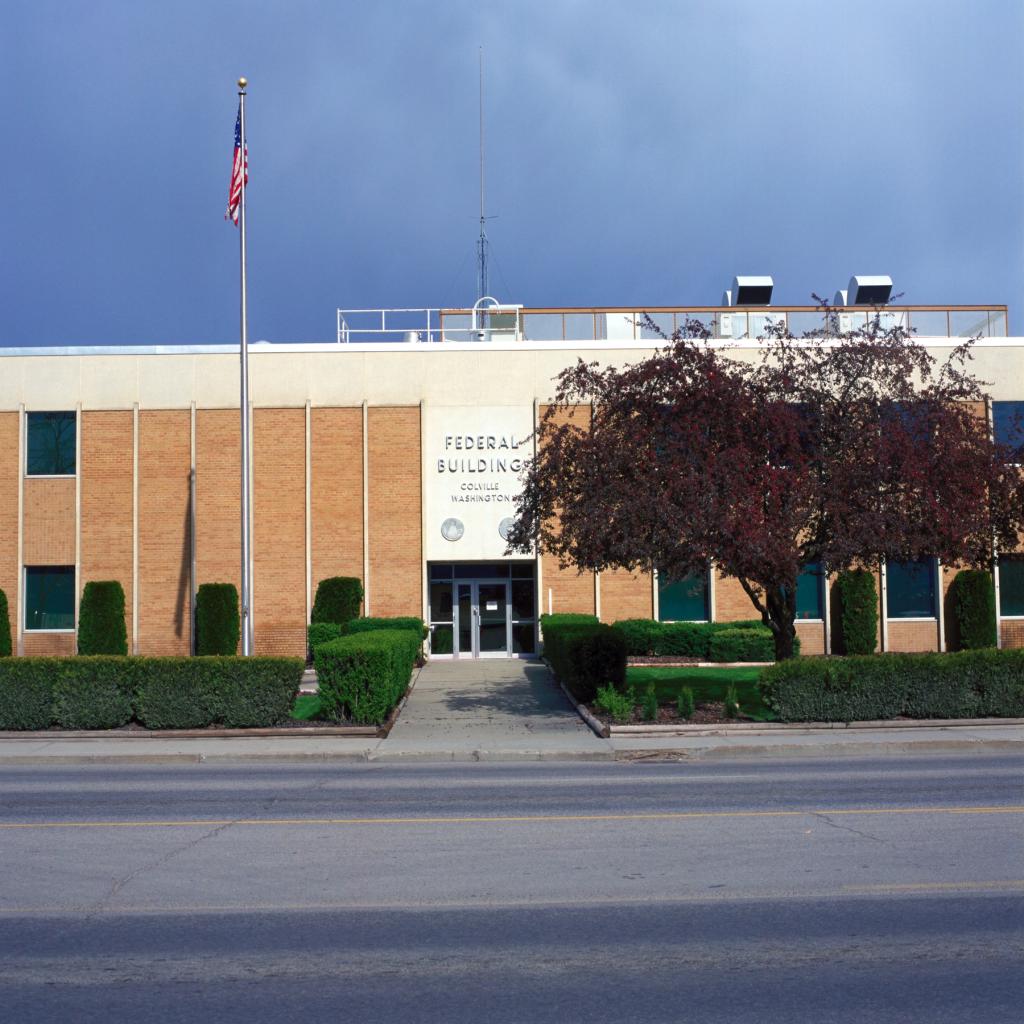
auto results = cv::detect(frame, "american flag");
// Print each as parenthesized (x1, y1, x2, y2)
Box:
(225, 104, 248, 224)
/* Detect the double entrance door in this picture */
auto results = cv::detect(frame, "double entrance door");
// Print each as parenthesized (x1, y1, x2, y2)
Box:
(456, 580, 511, 658)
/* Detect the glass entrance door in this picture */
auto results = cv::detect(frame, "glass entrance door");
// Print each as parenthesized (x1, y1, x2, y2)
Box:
(454, 581, 510, 657)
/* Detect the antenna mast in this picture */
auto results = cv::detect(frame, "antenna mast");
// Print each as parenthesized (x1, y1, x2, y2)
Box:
(476, 47, 488, 301)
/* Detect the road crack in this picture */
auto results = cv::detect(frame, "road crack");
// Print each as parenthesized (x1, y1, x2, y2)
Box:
(810, 811, 886, 844)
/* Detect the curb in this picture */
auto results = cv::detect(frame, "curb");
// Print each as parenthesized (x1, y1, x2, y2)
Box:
(608, 716, 1024, 738)
(368, 749, 616, 763)
(0, 750, 376, 766)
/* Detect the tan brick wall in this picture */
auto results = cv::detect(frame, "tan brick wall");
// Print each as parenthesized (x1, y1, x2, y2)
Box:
(138, 410, 192, 656)
(714, 571, 758, 622)
(80, 411, 134, 643)
(0, 413, 18, 644)
(600, 568, 652, 623)
(795, 620, 826, 656)
(253, 408, 306, 657)
(539, 404, 596, 617)
(311, 407, 363, 608)
(195, 409, 241, 653)
(887, 619, 939, 653)
(23, 633, 75, 656)
(367, 407, 421, 617)
(1000, 619, 1024, 649)
(23, 477, 75, 566)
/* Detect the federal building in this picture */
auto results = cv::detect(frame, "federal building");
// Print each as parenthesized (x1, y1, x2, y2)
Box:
(2, 278, 1023, 660)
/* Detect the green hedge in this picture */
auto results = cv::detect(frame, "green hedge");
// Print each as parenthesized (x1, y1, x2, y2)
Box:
(0, 656, 303, 730)
(308, 622, 345, 658)
(344, 616, 428, 639)
(708, 628, 775, 663)
(315, 628, 420, 725)
(832, 570, 878, 655)
(611, 618, 793, 660)
(195, 583, 240, 655)
(78, 581, 128, 656)
(947, 570, 997, 651)
(759, 649, 1024, 722)
(311, 577, 363, 625)
(542, 619, 627, 702)
(0, 588, 11, 658)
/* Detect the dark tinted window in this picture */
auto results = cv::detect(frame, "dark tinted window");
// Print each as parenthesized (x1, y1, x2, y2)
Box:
(999, 555, 1024, 616)
(992, 402, 1024, 461)
(796, 563, 824, 620)
(27, 411, 76, 476)
(658, 572, 708, 621)
(25, 566, 75, 630)
(886, 559, 936, 619)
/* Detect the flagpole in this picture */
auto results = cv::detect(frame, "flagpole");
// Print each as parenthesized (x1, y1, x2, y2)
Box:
(237, 76, 253, 656)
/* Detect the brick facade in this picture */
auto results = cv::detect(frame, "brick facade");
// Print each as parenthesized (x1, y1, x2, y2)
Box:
(23, 477, 75, 566)
(80, 410, 134, 645)
(367, 407, 422, 617)
(0, 413, 18, 645)
(599, 568, 653, 623)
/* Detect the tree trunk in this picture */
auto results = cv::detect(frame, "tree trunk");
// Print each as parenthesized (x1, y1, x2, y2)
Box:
(765, 584, 798, 662)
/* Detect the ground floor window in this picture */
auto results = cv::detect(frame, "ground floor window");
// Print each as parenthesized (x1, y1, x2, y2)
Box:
(428, 561, 536, 656)
(886, 559, 937, 619)
(999, 555, 1024, 616)
(658, 571, 708, 622)
(25, 565, 75, 630)
(795, 562, 824, 620)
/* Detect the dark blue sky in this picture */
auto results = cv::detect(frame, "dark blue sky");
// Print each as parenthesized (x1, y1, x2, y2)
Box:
(2, 0, 1021, 345)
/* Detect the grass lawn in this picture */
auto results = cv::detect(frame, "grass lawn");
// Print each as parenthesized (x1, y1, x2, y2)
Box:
(626, 665, 773, 721)
(291, 693, 322, 721)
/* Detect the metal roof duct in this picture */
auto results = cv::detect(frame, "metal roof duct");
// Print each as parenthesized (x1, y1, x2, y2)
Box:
(834, 274, 893, 306)
(722, 275, 774, 306)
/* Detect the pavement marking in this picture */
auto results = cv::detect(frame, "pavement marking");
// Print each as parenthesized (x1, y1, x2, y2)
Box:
(1, 805, 1022, 830)
(844, 880, 1024, 894)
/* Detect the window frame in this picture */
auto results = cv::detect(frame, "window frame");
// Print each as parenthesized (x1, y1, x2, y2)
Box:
(997, 554, 1024, 619)
(992, 401, 1024, 466)
(25, 410, 77, 478)
(23, 565, 77, 633)
(656, 569, 710, 623)
(794, 562, 825, 622)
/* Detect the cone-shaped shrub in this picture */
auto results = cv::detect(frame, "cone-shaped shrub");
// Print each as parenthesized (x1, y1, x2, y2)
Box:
(77, 581, 127, 655)
(0, 589, 11, 657)
(195, 583, 240, 655)
(832, 569, 878, 655)
(948, 569, 997, 650)
(311, 577, 363, 625)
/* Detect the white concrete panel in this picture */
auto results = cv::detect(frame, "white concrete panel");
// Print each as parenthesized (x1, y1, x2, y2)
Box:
(138, 355, 197, 409)
(19, 357, 82, 409)
(193, 354, 243, 408)
(81, 356, 140, 408)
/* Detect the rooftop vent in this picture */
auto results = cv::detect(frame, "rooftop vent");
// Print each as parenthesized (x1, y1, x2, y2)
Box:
(722, 276, 773, 306)
(834, 274, 893, 307)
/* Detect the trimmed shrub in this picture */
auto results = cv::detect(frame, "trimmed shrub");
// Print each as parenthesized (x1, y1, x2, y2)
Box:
(134, 657, 303, 729)
(656, 622, 709, 658)
(612, 619, 661, 656)
(759, 649, 1024, 722)
(540, 613, 600, 628)
(315, 629, 420, 725)
(948, 570, 997, 651)
(544, 620, 627, 702)
(611, 618, 792, 661)
(308, 622, 345, 658)
(595, 684, 634, 724)
(0, 658, 55, 729)
(832, 570, 878, 655)
(195, 583, 240, 656)
(708, 628, 776, 663)
(0, 588, 11, 658)
(677, 686, 695, 720)
(77, 581, 128, 656)
(53, 656, 136, 729)
(344, 616, 428, 640)
(642, 685, 658, 721)
(311, 577, 363, 625)
(724, 684, 740, 719)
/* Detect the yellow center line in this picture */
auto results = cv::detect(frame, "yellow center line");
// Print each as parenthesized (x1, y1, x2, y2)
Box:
(0, 805, 1022, 830)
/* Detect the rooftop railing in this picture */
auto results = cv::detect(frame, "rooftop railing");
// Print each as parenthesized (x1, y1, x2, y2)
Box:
(336, 305, 1009, 344)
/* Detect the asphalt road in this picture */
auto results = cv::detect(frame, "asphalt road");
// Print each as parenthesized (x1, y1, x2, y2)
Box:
(1, 754, 1022, 1023)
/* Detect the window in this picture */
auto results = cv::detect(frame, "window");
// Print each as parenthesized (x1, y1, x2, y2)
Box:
(998, 555, 1024, 617)
(658, 572, 708, 621)
(795, 563, 824, 620)
(26, 411, 76, 476)
(992, 402, 1024, 462)
(24, 566, 75, 631)
(886, 559, 937, 619)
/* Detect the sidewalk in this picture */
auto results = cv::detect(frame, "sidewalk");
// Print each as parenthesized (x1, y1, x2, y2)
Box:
(1, 659, 1023, 764)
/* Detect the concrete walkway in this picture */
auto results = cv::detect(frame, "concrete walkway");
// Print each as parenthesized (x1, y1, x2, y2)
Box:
(374, 659, 615, 762)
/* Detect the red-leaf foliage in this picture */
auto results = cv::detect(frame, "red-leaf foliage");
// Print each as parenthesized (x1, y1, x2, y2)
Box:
(506, 309, 1024, 660)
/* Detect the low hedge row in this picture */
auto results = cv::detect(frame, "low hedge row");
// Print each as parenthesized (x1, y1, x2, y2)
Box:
(759, 649, 1024, 722)
(308, 616, 428, 660)
(0, 657, 304, 731)
(315, 628, 420, 725)
(540, 615, 627, 702)
(611, 618, 795, 660)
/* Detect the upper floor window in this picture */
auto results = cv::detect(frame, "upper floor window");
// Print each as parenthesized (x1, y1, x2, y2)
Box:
(992, 401, 1024, 462)
(886, 558, 937, 619)
(26, 411, 76, 476)
(658, 571, 709, 622)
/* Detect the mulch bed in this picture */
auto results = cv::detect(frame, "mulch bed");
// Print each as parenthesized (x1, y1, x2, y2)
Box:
(587, 700, 747, 727)
(627, 656, 702, 666)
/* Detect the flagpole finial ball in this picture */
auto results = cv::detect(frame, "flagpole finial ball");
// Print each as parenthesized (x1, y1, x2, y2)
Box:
(238, 77, 248, 90)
